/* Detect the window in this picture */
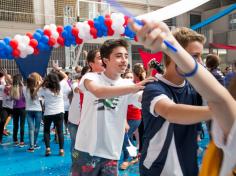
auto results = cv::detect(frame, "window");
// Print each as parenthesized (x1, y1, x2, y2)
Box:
(229, 13, 236, 30)
(0, 0, 34, 23)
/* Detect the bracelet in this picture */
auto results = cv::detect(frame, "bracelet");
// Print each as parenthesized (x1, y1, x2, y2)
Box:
(175, 58, 198, 77)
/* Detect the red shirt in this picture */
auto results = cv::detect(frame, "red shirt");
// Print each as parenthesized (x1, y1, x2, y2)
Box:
(127, 105, 141, 120)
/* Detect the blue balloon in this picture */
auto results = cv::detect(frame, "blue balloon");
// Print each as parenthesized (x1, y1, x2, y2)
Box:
(65, 40, 71, 47)
(38, 42, 45, 51)
(3, 37, 11, 45)
(64, 25, 72, 32)
(41, 35, 49, 44)
(6, 53, 14, 60)
(71, 37, 76, 45)
(0, 50, 5, 58)
(97, 31, 103, 37)
(5, 45, 13, 54)
(44, 44, 50, 51)
(94, 20, 100, 29)
(33, 32, 42, 41)
(103, 31, 108, 37)
(62, 31, 68, 39)
(98, 16, 105, 23)
(0, 51, 7, 59)
(36, 29, 44, 35)
(0, 41, 6, 50)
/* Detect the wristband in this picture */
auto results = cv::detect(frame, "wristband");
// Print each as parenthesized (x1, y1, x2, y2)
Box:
(175, 58, 198, 77)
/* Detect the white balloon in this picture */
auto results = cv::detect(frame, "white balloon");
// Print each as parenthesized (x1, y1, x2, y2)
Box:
(110, 13, 117, 20)
(14, 34, 22, 42)
(52, 31, 59, 39)
(50, 24, 57, 30)
(117, 26, 125, 34)
(53, 43, 60, 48)
(44, 25, 50, 30)
(22, 36, 30, 45)
(20, 52, 28, 58)
(18, 43, 26, 51)
(26, 46, 34, 55)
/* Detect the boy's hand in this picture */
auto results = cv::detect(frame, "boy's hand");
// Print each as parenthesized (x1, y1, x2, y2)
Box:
(133, 76, 157, 92)
(128, 19, 176, 53)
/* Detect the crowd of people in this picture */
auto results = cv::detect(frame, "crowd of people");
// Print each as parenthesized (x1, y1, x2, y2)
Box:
(0, 19, 236, 176)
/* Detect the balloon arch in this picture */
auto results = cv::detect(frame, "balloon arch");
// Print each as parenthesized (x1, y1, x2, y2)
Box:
(0, 13, 137, 60)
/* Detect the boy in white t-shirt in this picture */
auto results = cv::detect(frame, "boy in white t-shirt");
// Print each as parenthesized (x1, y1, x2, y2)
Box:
(68, 49, 104, 156)
(71, 39, 152, 175)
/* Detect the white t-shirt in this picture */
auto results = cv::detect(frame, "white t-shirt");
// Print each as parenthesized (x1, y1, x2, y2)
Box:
(68, 82, 81, 125)
(60, 79, 71, 111)
(23, 87, 42, 111)
(0, 85, 5, 101)
(74, 72, 141, 160)
(2, 85, 14, 109)
(38, 87, 64, 116)
(212, 120, 236, 176)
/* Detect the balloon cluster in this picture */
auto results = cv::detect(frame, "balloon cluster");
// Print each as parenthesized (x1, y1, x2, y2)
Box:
(0, 13, 136, 60)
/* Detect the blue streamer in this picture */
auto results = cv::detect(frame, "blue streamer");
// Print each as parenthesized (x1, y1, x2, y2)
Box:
(191, 3, 236, 30)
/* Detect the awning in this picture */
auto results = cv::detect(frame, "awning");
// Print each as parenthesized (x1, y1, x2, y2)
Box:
(209, 43, 236, 50)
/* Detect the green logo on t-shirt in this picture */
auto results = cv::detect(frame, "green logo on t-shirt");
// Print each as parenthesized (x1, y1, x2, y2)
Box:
(96, 98, 119, 110)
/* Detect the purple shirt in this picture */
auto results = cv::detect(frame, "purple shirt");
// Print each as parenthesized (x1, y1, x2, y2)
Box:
(14, 93, 25, 109)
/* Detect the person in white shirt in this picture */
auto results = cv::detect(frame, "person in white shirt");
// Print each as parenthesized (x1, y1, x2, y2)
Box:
(68, 49, 104, 157)
(71, 39, 154, 175)
(58, 72, 71, 135)
(129, 19, 236, 176)
(0, 70, 12, 144)
(0, 70, 6, 109)
(38, 72, 65, 156)
(23, 72, 43, 152)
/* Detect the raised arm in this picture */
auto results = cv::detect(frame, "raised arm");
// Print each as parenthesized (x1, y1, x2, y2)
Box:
(129, 19, 236, 136)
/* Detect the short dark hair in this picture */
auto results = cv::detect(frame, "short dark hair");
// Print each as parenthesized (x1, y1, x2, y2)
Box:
(100, 39, 129, 68)
(206, 54, 220, 70)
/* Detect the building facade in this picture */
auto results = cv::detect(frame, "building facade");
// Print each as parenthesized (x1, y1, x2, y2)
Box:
(0, 0, 235, 75)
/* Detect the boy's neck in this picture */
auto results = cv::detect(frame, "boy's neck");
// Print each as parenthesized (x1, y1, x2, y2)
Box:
(163, 72, 185, 86)
(104, 69, 120, 80)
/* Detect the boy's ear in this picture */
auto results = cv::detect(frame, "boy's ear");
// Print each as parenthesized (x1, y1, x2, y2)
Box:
(103, 58, 108, 64)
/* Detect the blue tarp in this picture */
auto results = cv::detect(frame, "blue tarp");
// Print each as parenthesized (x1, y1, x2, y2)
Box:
(15, 50, 52, 79)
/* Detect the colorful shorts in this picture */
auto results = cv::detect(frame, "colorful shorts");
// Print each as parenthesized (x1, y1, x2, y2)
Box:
(71, 150, 118, 176)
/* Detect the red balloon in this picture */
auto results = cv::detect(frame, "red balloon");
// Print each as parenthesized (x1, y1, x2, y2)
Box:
(105, 14, 110, 18)
(72, 27, 79, 36)
(124, 16, 129, 26)
(108, 28, 114, 36)
(9, 39, 18, 49)
(33, 48, 39, 55)
(48, 37, 56, 46)
(57, 26, 64, 33)
(134, 36, 138, 42)
(105, 18, 112, 27)
(29, 39, 38, 48)
(12, 49, 20, 58)
(75, 37, 83, 45)
(26, 32, 33, 39)
(90, 28, 97, 38)
(44, 29, 52, 37)
(57, 36, 64, 46)
(87, 20, 94, 28)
